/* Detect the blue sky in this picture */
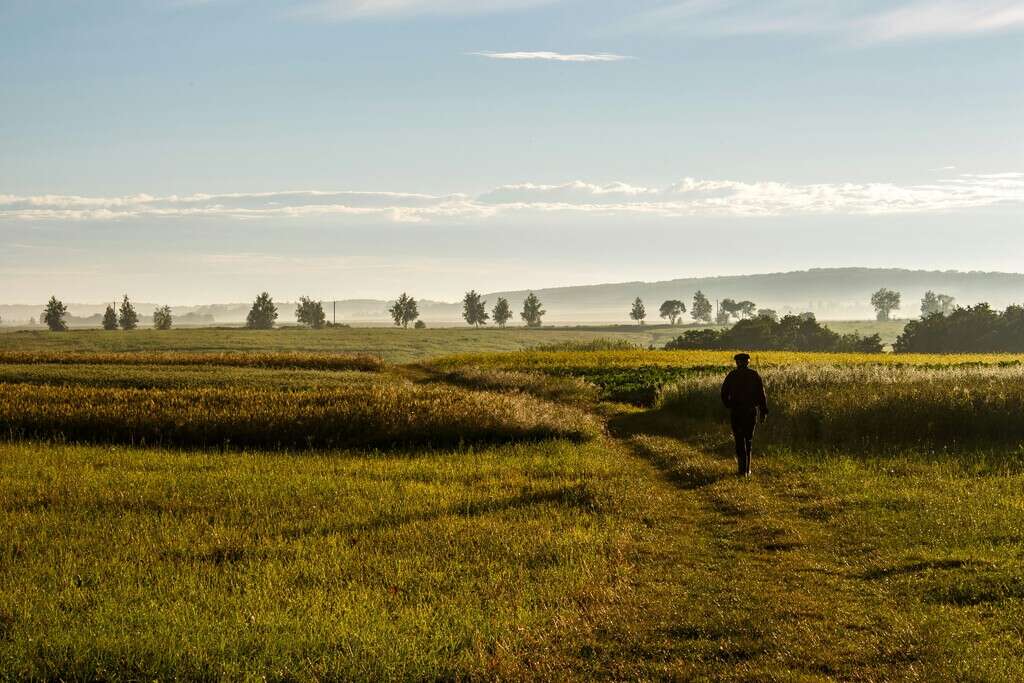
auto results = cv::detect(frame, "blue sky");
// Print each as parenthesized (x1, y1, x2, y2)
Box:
(1, 0, 1022, 304)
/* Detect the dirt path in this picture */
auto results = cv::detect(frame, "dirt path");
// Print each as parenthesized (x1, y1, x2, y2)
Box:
(579, 406, 919, 680)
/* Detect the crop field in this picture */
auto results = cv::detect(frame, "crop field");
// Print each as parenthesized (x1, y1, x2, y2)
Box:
(1, 332, 1024, 678)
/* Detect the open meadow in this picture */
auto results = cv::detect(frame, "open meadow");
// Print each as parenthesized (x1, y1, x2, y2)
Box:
(2, 330, 1023, 679)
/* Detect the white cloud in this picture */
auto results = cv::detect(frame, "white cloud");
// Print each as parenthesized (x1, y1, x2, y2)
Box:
(469, 51, 634, 62)
(2, 173, 1021, 222)
(631, 0, 1024, 43)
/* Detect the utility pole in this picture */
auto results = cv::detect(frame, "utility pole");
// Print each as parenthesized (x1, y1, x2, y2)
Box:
(333, 300, 336, 325)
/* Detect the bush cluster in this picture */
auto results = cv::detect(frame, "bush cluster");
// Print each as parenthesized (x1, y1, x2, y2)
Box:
(895, 304, 1024, 353)
(664, 315, 883, 353)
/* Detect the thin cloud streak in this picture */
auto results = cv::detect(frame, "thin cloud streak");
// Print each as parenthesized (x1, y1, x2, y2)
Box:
(469, 51, 634, 62)
(299, 0, 559, 20)
(630, 0, 1024, 43)
(2, 173, 1021, 222)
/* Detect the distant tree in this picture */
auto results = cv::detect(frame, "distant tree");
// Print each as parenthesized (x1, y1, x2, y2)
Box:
(659, 299, 686, 326)
(736, 300, 757, 319)
(938, 294, 956, 316)
(492, 297, 512, 328)
(520, 292, 545, 328)
(414, 320, 427, 329)
(630, 297, 646, 325)
(757, 308, 779, 322)
(799, 311, 817, 322)
(389, 293, 419, 328)
(871, 288, 901, 321)
(462, 290, 489, 327)
(715, 299, 735, 326)
(246, 292, 278, 329)
(41, 296, 68, 331)
(691, 291, 713, 323)
(295, 296, 326, 329)
(152, 305, 173, 330)
(920, 290, 939, 318)
(118, 295, 138, 331)
(102, 305, 118, 330)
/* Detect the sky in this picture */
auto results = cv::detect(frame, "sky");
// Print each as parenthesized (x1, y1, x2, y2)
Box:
(1, 0, 1022, 304)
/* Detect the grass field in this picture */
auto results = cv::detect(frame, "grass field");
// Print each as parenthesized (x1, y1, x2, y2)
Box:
(2, 331, 1023, 678)
(0, 319, 907, 360)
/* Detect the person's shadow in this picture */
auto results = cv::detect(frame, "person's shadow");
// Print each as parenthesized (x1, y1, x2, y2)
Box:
(607, 408, 733, 491)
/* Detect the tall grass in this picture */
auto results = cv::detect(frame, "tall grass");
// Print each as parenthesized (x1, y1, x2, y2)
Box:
(0, 364, 391, 390)
(0, 350, 384, 371)
(0, 381, 600, 450)
(659, 364, 1024, 449)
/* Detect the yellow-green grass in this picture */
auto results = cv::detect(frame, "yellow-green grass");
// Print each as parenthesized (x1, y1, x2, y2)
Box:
(0, 350, 384, 372)
(2, 347, 1024, 678)
(0, 440, 637, 680)
(0, 364, 393, 390)
(659, 364, 1024, 449)
(4, 426, 1024, 678)
(600, 407, 1024, 680)
(0, 328, 654, 362)
(0, 381, 600, 450)
(436, 348, 1024, 371)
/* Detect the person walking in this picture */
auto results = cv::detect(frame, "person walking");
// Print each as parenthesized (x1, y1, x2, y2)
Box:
(720, 353, 768, 477)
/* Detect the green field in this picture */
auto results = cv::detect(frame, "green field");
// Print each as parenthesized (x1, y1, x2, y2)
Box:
(2, 331, 1023, 678)
(0, 319, 906, 360)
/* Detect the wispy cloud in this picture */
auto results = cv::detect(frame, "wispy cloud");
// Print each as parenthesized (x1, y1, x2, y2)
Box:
(630, 0, 1024, 43)
(3, 173, 1021, 222)
(299, 0, 558, 20)
(469, 50, 634, 62)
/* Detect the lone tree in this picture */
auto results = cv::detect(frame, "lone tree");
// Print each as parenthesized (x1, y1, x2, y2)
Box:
(246, 292, 278, 329)
(520, 292, 545, 328)
(921, 290, 956, 318)
(118, 295, 138, 331)
(659, 299, 686, 326)
(389, 293, 419, 328)
(871, 288, 902, 321)
(736, 300, 757, 319)
(718, 298, 739, 325)
(630, 297, 646, 325)
(691, 291, 713, 323)
(462, 290, 489, 327)
(492, 297, 512, 328)
(152, 305, 173, 330)
(102, 305, 118, 330)
(295, 296, 326, 329)
(41, 296, 68, 331)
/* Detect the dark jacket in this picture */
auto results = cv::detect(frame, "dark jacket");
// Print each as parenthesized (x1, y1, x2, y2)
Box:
(721, 367, 768, 414)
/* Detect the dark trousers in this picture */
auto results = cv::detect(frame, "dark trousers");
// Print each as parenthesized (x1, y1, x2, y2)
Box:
(730, 408, 757, 475)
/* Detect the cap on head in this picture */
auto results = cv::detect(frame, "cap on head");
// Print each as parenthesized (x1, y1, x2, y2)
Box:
(734, 353, 751, 364)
